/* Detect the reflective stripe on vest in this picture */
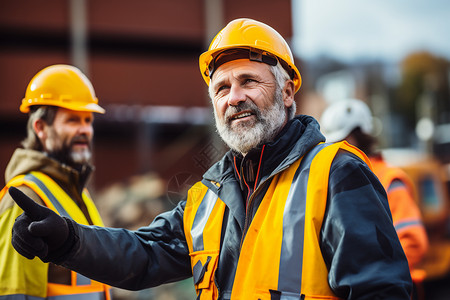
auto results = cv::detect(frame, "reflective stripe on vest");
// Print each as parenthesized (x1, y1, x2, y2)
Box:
(184, 142, 371, 300)
(277, 143, 325, 293)
(191, 190, 220, 252)
(0, 296, 43, 300)
(23, 173, 71, 218)
(5, 172, 111, 300)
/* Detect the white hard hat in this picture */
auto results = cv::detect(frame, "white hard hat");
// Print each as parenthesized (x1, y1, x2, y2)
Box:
(320, 98, 373, 143)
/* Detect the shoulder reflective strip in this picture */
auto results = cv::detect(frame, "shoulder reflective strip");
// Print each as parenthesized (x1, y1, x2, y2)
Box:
(191, 190, 219, 252)
(0, 296, 44, 300)
(24, 173, 71, 218)
(76, 273, 91, 285)
(6, 175, 58, 212)
(278, 143, 329, 293)
(27, 172, 90, 225)
(47, 293, 104, 300)
(395, 219, 423, 231)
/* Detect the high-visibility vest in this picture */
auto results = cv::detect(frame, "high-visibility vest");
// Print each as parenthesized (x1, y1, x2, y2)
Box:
(371, 159, 421, 233)
(0, 171, 111, 300)
(370, 158, 428, 283)
(183, 142, 371, 300)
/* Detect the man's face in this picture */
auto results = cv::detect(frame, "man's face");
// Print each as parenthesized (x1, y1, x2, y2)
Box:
(210, 59, 291, 154)
(40, 108, 94, 167)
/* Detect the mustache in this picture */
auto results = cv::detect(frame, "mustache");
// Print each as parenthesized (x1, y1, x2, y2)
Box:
(70, 135, 91, 147)
(224, 101, 261, 122)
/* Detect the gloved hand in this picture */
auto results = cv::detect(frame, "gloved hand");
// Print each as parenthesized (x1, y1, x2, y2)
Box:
(9, 186, 73, 263)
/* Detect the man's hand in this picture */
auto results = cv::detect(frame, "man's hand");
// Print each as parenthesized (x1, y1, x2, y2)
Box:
(9, 186, 69, 262)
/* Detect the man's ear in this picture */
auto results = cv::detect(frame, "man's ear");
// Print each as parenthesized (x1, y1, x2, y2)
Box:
(283, 80, 295, 108)
(33, 119, 47, 140)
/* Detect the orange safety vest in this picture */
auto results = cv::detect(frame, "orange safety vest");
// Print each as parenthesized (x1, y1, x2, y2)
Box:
(183, 142, 371, 299)
(0, 171, 111, 300)
(370, 157, 428, 283)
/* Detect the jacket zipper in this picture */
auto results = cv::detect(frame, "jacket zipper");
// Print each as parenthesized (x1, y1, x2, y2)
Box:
(238, 165, 290, 249)
(214, 275, 221, 298)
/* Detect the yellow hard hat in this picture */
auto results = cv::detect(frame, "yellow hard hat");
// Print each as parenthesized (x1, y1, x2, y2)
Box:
(199, 18, 302, 93)
(20, 64, 105, 114)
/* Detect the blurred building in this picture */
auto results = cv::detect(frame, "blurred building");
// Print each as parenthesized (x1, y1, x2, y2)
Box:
(0, 1, 295, 299)
(0, 0, 294, 192)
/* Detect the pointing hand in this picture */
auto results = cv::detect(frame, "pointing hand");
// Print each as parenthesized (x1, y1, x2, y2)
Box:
(9, 186, 70, 262)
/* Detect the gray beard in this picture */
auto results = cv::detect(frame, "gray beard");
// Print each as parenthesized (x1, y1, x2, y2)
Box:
(214, 89, 286, 154)
(69, 148, 92, 165)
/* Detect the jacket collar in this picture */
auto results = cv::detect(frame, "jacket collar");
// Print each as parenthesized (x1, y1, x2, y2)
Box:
(201, 115, 325, 231)
(5, 148, 93, 195)
(203, 115, 325, 185)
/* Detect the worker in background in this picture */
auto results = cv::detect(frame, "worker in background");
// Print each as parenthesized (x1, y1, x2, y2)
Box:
(8, 19, 412, 299)
(320, 98, 429, 300)
(0, 65, 111, 299)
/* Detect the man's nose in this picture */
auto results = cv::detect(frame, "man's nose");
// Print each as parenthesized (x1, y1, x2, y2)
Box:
(78, 123, 93, 137)
(227, 85, 246, 107)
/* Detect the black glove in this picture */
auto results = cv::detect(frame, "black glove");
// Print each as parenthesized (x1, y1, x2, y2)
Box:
(9, 186, 74, 263)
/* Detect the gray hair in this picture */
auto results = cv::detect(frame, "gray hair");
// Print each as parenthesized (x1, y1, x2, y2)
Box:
(208, 61, 296, 120)
(270, 63, 296, 121)
(21, 106, 58, 150)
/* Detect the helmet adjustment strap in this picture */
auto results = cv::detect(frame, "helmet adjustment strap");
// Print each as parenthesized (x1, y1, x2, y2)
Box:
(207, 48, 278, 79)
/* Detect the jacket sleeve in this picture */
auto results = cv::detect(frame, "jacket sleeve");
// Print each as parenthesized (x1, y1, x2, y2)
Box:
(321, 151, 413, 299)
(61, 200, 192, 290)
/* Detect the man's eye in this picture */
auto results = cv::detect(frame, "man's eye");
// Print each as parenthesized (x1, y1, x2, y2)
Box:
(216, 85, 229, 94)
(244, 78, 257, 84)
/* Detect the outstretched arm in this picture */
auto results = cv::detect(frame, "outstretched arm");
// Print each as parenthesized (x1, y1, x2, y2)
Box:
(10, 186, 192, 290)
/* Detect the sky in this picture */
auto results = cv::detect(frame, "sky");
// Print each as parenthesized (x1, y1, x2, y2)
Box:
(291, 0, 450, 63)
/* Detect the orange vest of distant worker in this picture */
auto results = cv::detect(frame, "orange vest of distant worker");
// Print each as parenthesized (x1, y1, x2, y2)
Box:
(183, 142, 371, 300)
(370, 157, 429, 282)
(1, 171, 111, 300)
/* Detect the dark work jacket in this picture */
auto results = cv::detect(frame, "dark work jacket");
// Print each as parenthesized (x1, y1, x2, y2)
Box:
(61, 115, 412, 299)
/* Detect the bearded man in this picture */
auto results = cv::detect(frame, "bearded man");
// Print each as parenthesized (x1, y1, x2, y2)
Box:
(8, 20, 412, 299)
(0, 65, 111, 299)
